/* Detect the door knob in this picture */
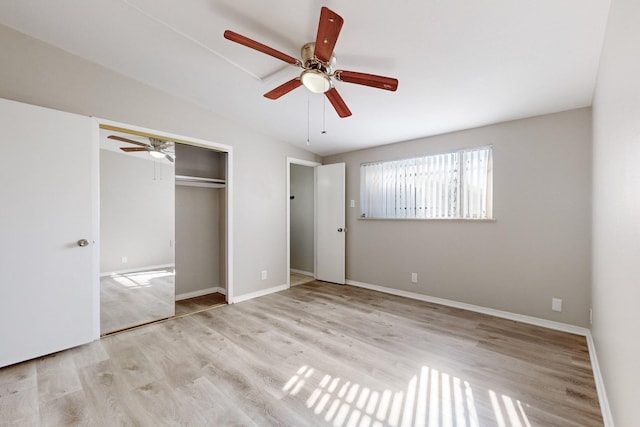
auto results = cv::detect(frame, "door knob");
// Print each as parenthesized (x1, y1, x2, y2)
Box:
(337, 228, 343, 232)
(77, 239, 90, 247)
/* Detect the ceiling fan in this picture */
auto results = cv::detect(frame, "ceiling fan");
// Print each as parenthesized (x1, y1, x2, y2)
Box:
(224, 7, 398, 118)
(107, 135, 175, 162)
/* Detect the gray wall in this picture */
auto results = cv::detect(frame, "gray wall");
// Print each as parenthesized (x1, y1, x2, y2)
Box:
(324, 108, 592, 327)
(100, 149, 174, 273)
(0, 24, 320, 298)
(175, 185, 222, 295)
(174, 143, 225, 296)
(290, 164, 314, 274)
(591, 0, 640, 423)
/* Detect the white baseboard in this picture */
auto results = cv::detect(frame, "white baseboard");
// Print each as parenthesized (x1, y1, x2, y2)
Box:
(346, 279, 613, 425)
(585, 332, 615, 427)
(100, 264, 175, 277)
(231, 284, 288, 304)
(290, 268, 314, 277)
(175, 286, 226, 301)
(346, 280, 589, 336)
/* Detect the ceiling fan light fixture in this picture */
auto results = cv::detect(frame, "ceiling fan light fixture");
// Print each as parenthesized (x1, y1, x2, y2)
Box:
(149, 150, 165, 159)
(301, 69, 331, 93)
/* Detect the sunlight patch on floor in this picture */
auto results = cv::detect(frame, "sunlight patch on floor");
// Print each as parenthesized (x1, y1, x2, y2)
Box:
(279, 364, 521, 427)
(110, 268, 174, 289)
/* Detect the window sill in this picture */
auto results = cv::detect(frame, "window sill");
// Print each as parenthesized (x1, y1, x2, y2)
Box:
(357, 217, 496, 222)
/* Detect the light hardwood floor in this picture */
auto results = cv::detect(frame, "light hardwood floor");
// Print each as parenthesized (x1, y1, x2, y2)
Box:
(0, 281, 602, 426)
(290, 272, 315, 286)
(100, 269, 175, 334)
(175, 293, 227, 316)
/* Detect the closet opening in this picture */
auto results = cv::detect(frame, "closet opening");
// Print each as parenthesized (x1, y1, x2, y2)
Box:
(174, 143, 228, 315)
(98, 121, 231, 336)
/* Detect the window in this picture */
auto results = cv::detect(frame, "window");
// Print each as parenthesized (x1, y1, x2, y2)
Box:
(360, 146, 493, 219)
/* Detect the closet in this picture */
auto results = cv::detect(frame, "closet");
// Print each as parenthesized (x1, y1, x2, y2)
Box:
(174, 143, 227, 306)
(0, 98, 232, 365)
(99, 125, 229, 335)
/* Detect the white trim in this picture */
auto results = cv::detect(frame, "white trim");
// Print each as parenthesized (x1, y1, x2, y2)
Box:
(290, 268, 314, 277)
(100, 264, 175, 277)
(231, 284, 288, 304)
(90, 119, 101, 341)
(97, 118, 233, 152)
(346, 280, 589, 336)
(585, 332, 615, 427)
(226, 148, 234, 304)
(175, 286, 226, 301)
(286, 157, 321, 290)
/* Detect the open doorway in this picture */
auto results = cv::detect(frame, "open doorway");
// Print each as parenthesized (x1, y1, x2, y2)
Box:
(287, 158, 321, 287)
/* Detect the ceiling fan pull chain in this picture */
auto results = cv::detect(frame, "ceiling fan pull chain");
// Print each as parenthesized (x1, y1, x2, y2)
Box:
(322, 96, 327, 135)
(306, 97, 311, 146)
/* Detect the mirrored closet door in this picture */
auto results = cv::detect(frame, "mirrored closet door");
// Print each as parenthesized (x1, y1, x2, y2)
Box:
(99, 128, 176, 334)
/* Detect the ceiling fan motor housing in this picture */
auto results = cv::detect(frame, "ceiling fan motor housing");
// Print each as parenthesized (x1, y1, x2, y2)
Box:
(301, 42, 335, 93)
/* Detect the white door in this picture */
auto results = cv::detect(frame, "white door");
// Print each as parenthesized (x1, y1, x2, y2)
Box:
(0, 98, 98, 368)
(316, 163, 346, 284)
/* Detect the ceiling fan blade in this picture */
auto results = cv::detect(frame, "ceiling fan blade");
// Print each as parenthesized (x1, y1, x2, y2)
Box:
(335, 70, 399, 91)
(165, 154, 175, 163)
(120, 147, 149, 152)
(264, 78, 303, 99)
(224, 30, 300, 65)
(314, 7, 344, 64)
(325, 88, 352, 118)
(108, 135, 149, 147)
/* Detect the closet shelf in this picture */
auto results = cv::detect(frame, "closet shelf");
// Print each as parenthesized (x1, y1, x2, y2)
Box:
(175, 175, 225, 188)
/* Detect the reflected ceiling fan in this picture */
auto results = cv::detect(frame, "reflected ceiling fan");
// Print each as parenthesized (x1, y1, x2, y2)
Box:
(224, 7, 398, 118)
(107, 135, 175, 162)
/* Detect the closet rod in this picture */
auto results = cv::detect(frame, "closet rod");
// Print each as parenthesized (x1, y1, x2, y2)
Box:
(175, 175, 225, 188)
(175, 175, 224, 183)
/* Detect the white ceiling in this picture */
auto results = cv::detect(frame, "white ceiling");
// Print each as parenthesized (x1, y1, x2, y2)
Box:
(0, 0, 611, 156)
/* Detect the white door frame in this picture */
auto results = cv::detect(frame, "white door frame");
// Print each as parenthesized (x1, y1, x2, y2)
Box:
(97, 118, 234, 303)
(286, 157, 321, 288)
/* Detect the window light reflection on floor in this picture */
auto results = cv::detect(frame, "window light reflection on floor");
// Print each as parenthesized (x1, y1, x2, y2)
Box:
(281, 364, 534, 427)
(489, 390, 532, 427)
(110, 269, 174, 289)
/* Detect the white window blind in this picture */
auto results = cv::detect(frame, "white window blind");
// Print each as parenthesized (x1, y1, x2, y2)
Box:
(360, 146, 493, 219)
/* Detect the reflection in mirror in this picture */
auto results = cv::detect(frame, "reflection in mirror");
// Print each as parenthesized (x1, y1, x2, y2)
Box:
(99, 128, 175, 334)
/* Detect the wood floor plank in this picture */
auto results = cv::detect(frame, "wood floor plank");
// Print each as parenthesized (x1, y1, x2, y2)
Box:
(175, 293, 226, 315)
(0, 281, 603, 426)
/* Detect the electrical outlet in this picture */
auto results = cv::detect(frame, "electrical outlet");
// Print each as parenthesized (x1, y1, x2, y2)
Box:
(261, 270, 268, 280)
(350, 200, 355, 208)
(411, 272, 418, 283)
(121, 256, 128, 264)
(589, 308, 593, 324)
(552, 298, 562, 312)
